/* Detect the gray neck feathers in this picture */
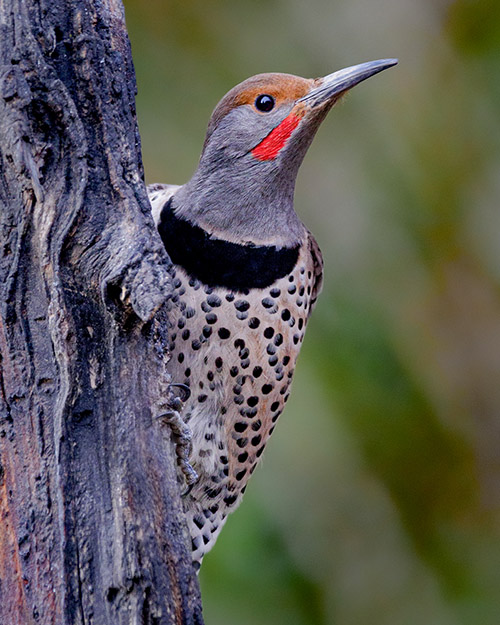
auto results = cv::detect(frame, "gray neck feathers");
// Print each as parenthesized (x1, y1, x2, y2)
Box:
(173, 157, 305, 248)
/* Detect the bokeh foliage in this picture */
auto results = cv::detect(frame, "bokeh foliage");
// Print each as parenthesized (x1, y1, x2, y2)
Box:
(125, 1, 500, 622)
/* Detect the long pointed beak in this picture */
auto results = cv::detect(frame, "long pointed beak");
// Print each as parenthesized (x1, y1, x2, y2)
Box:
(300, 58, 398, 107)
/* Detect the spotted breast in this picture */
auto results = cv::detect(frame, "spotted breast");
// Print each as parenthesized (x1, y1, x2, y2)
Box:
(150, 185, 322, 569)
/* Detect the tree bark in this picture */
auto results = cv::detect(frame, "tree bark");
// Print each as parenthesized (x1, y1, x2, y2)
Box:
(0, 1, 203, 623)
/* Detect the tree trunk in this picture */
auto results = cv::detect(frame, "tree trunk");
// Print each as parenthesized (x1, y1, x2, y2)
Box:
(0, 1, 203, 623)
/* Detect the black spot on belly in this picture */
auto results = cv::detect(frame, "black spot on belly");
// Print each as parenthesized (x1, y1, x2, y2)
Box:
(253, 366, 263, 378)
(281, 309, 291, 321)
(207, 294, 222, 307)
(235, 300, 250, 312)
(248, 317, 261, 329)
(205, 486, 222, 499)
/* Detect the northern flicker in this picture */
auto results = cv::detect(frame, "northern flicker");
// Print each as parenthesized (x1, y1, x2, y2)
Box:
(148, 58, 397, 570)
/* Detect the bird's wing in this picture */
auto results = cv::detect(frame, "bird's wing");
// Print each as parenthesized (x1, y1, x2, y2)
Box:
(147, 183, 181, 226)
(306, 231, 324, 315)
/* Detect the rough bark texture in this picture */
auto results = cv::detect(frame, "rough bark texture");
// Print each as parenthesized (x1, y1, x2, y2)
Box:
(0, 1, 204, 623)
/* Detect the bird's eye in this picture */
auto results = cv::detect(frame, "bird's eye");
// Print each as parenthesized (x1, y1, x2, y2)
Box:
(254, 94, 275, 113)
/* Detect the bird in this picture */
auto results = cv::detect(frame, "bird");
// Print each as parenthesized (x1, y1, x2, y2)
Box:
(148, 58, 397, 570)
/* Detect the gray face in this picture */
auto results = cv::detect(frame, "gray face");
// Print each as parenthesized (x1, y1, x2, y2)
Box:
(172, 76, 331, 248)
(202, 101, 295, 162)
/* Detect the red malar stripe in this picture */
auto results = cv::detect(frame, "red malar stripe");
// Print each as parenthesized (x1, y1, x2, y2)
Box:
(251, 112, 302, 161)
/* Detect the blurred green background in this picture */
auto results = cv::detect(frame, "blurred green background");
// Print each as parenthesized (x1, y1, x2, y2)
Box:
(124, 1, 500, 623)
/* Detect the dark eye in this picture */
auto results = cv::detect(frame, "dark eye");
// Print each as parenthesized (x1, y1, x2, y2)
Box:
(255, 94, 275, 112)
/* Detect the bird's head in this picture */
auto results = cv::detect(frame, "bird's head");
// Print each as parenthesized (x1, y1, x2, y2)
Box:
(173, 59, 397, 246)
(202, 59, 397, 169)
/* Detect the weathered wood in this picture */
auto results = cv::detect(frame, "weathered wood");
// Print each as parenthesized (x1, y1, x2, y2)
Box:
(0, 1, 203, 623)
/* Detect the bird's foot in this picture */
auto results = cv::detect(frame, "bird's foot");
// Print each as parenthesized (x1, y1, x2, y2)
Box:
(155, 383, 199, 492)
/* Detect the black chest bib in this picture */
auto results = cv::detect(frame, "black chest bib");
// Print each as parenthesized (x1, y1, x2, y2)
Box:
(158, 198, 300, 291)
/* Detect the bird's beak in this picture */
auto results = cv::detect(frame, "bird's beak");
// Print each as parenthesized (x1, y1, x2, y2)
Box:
(300, 58, 398, 108)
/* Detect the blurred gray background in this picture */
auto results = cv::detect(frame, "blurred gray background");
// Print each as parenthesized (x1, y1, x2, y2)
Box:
(125, 1, 500, 623)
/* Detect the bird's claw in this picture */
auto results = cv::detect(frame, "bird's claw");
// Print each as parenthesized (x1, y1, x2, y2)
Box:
(155, 383, 198, 490)
(169, 382, 191, 402)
